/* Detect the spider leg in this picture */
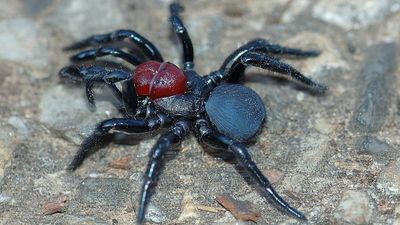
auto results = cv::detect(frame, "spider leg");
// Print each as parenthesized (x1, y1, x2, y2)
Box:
(239, 51, 327, 93)
(207, 50, 327, 93)
(121, 79, 138, 118)
(220, 38, 320, 75)
(70, 47, 144, 66)
(214, 39, 320, 83)
(64, 29, 163, 62)
(169, 2, 194, 70)
(137, 120, 190, 224)
(194, 119, 307, 221)
(68, 114, 171, 171)
(59, 65, 133, 114)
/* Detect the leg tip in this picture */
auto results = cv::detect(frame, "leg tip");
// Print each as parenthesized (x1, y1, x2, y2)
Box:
(59, 66, 83, 82)
(313, 83, 329, 94)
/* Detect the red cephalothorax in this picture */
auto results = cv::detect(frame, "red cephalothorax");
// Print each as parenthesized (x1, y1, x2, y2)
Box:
(133, 61, 188, 99)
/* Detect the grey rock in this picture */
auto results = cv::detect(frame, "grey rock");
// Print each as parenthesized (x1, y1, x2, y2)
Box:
(349, 43, 396, 133)
(39, 85, 115, 136)
(7, 116, 30, 139)
(313, 0, 400, 29)
(377, 159, 400, 195)
(20, 0, 54, 17)
(55, 215, 108, 225)
(144, 204, 167, 224)
(77, 177, 130, 209)
(48, 0, 126, 39)
(357, 135, 398, 159)
(334, 190, 372, 224)
(0, 18, 50, 68)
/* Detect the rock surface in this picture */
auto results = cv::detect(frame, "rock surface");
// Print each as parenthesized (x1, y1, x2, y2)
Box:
(0, 0, 399, 224)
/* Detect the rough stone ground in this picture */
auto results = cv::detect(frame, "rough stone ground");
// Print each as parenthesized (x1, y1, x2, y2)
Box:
(0, 0, 399, 224)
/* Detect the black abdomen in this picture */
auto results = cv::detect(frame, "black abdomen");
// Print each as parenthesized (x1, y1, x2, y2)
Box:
(205, 84, 266, 142)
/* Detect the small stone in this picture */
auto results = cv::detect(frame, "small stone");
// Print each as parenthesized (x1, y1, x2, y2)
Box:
(357, 136, 398, 159)
(334, 190, 372, 224)
(377, 160, 400, 195)
(216, 194, 261, 222)
(42, 196, 68, 215)
(144, 204, 167, 224)
(77, 178, 130, 209)
(296, 92, 304, 102)
(7, 116, 30, 139)
(263, 169, 283, 184)
(109, 155, 133, 170)
(314, 117, 334, 134)
(178, 192, 198, 221)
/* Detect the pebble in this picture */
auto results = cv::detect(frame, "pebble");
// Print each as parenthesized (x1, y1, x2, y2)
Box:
(314, 117, 334, 134)
(357, 136, 398, 159)
(77, 177, 130, 209)
(377, 160, 400, 195)
(7, 116, 30, 139)
(144, 204, 167, 224)
(334, 190, 372, 224)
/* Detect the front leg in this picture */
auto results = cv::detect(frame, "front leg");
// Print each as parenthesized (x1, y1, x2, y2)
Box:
(137, 120, 190, 224)
(68, 114, 171, 171)
(194, 119, 307, 221)
(59, 65, 132, 112)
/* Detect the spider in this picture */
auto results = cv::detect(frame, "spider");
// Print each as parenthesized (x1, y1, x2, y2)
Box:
(59, 2, 327, 224)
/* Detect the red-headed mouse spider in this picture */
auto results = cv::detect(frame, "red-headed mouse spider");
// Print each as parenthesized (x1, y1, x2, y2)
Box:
(59, 2, 327, 224)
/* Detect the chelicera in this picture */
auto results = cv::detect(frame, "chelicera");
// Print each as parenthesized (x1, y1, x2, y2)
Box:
(59, 2, 327, 224)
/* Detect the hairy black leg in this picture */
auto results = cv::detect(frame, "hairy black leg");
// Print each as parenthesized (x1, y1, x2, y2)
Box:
(59, 65, 131, 84)
(121, 79, 138, 117)
(239, 51, 327, 93)
(194, 119, 307, 221)
(59, 65, 133, 112)
(85, 82, 96, 111)
(169, 2, 194, 70)
(206, 51, 327, 92)
(70, 47, 144, 65)
(220, 38, 320, 75)
(137, 120, 190, 224)
(216, 39, 320, 83)
(68, 114, 171, 171)
(64, 30, 163, 62)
